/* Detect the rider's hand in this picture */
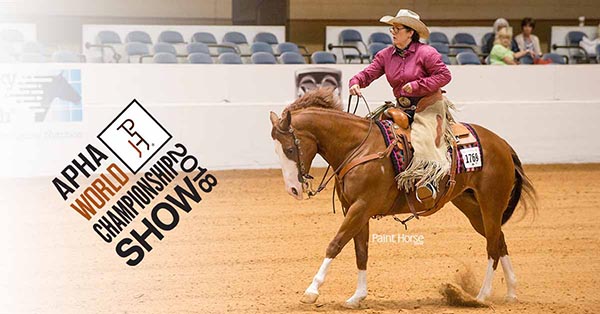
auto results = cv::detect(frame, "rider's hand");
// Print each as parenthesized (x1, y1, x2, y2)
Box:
(349, 84, 362, 96)
(402, 82, 413, 94)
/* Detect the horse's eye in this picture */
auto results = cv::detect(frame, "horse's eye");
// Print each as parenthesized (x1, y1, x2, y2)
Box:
(287, 147, 294, 154)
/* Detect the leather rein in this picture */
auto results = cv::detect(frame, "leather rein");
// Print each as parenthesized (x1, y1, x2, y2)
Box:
(291, 95, 397, 207)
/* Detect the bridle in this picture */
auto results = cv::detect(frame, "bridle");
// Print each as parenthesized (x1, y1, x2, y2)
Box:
(287, 95, 374, 199)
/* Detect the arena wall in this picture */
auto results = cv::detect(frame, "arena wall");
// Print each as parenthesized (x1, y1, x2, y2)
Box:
(1, 64, 599, 177)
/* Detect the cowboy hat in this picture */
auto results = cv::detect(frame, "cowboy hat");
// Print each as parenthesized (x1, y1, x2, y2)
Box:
(380, 9, 430, 39)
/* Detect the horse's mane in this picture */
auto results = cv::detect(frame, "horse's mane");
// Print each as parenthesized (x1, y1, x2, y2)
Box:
(285, 87, 343, 113)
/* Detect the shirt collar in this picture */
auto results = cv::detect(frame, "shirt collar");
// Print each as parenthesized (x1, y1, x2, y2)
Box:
(394, 42, 417, 57)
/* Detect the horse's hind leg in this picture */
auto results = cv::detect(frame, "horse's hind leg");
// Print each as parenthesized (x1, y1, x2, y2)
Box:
(344, 222, 369, 309)
(453, 190, 517, 302)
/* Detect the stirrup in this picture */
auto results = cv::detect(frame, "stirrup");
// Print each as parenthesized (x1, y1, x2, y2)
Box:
(416, 183, 437, 203)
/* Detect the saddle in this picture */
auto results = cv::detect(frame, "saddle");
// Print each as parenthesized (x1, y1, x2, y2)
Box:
(337, 95, 478, 220)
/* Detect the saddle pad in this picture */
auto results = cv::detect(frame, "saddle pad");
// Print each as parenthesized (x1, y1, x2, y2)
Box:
(375, 119, 406, 176)
(454, 123, 483, 173)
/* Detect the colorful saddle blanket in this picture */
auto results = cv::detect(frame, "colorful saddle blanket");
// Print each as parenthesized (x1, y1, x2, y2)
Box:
(375, 120, 483, 177)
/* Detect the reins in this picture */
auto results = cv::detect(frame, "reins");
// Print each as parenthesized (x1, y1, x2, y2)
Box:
(301, 94, 373, 200)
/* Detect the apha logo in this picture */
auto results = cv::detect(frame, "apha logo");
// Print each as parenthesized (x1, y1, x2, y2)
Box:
(97, 99, 172, 174)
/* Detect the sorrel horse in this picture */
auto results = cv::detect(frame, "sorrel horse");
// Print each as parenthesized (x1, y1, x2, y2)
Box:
(269, 88, 537, 308)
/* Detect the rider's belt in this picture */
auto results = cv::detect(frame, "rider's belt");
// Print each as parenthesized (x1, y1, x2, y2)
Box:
(397, 89, 444, 113)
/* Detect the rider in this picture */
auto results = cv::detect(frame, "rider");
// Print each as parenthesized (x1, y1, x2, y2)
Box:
(349, 9, 454, 203)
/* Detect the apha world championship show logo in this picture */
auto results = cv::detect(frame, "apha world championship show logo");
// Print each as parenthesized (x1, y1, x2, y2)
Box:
(52, 100, 218, 266)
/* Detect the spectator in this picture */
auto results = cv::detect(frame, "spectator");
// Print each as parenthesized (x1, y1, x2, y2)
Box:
(484, 18, 518, 54)
(490, 28, 533, 65)
(514, 17, 542, 57)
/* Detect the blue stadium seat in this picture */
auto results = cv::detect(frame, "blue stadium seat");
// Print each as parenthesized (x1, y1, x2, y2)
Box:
(186, 42, 210, 55)
(456, 51, 481, 65)
(52, 51, 81, 63)
(430, 42, 449, 55)
(217, 42, 239, 54)
(158, 30, 185, 44)
(441, 54, 452, 65)
(311, 51, 336, 64)
(96, 30, 121, 44)
(277, 42, 300, 54)
(597, 44, 600, 63)
(153, 42, 177, 55)
(339, 29, 369, 62)
(219, 52, 243, 64)
(191, 32, 217, 44)
(452, 33, 477, 45)
(125, 42, 149, 62)
(251, 52, 277, 64)
(429, 32, 449, 44)
(481, 32, 494, 54)
(251, 42, 274, 54)
(253, 32, 278, 45)
(566, 31, 587, 45)
(188, 52, 213, 64)
(153, 52, 177, 64)
(125, 31, 152, 44)
(368, 43, 388, 58)
(279, 52, 305, 64)
(542, 53, 566, 64)
(368, 32, 392, 45)
(223, 32, 248, 45)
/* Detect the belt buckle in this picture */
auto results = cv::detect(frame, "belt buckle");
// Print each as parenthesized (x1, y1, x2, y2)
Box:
(397, 97, 411, 108)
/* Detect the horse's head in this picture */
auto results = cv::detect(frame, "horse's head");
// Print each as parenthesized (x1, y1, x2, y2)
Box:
(270, 109, 318, 200)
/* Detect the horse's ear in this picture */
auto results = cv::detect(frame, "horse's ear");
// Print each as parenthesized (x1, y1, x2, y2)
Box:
(269, 111, 279, 127)
(280, 110, 291, 131)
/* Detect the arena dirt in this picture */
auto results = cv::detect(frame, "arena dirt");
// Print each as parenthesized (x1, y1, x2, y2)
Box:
(5, 164, 600, 313)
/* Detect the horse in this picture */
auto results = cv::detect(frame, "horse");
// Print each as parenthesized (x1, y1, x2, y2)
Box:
(269, 88, 537, 308)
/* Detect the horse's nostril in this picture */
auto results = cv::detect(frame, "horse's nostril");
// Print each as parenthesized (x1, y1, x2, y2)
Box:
(291, 187, 298, 195)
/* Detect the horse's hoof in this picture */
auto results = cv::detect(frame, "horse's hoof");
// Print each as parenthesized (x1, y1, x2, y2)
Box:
(343, 296, 366, 309)
(505, 295, 518, 303)
(300, 292, 319, 304)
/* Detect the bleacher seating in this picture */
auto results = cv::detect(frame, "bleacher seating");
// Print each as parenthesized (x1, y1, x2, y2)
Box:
(279, 52, 305, 64)
(153, 52, 177, 63)
(253, 32, 278, 45)
(158, 31, 185, 44)
(251, 42, 274, 55)
(311, 51, 336, 64)
(153, 43, 177, 55)
(277, 42, 300, 54)
(368, 32, 392, 45)
(429, 32, 450, 44)
(125, 42, 149, 63)
(219, 52, 243, 64)
(456, 51, 481, 65)
(251, 52, 277, 64)
(188, 52, 213, 64)
(338, 29, 370, 63)
(186, 42, 210, 55)
(368, 43, 388, 59)
(191, 32, 217, 44)
(126, 31, 153, 44)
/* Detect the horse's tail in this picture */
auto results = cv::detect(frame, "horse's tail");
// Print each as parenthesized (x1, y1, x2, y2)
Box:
(502, 147, 538, 225)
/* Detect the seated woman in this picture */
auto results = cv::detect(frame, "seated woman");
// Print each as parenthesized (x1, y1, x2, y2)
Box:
(490, 28, 533, 65)
(484, 18, 518, 54)
(514, 17, 542, 58)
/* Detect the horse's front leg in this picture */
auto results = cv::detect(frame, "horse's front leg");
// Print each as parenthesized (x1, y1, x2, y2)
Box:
(344, 222, 370, 309)
(301, 201, 371, 304)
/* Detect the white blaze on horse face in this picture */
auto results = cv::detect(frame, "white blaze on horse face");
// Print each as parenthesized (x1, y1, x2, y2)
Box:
(274, 139, 303, 200)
